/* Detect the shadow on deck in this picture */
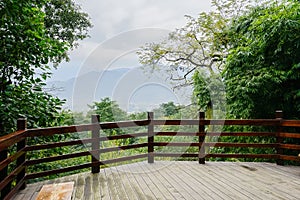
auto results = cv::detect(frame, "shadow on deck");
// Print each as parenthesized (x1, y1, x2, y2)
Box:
(13, 161, 300, 200)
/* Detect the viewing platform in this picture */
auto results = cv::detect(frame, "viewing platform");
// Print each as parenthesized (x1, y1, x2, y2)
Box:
(1, 111, 299, 199)
(13, 161, 300, 200)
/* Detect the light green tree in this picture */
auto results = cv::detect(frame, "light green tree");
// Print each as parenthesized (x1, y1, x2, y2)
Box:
(137, 0, 256, 113)
(88, 98, 128, 140)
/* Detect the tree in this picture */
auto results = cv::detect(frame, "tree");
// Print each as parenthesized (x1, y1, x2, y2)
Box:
(161, 102, 180, 117)
(88, 97, 127, 123)
(88, 98, 139, 145)
(137, 0, 256, 112)
(0, 0, 92, 135)
(208, 0, 300, 162)
(152, 102, 179, 117)
(224, 0, 300, 119)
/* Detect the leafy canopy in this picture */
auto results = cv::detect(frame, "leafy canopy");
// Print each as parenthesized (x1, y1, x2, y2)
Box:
(137, 0, 257, 112)
(138, 0, 300, 120)
(224, 0, 300, 119)
(0, 0, 91, 134)
(88, 97, 128, 123)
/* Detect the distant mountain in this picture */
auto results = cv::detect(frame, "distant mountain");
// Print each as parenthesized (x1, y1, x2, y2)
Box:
(47, 67, 191, 112)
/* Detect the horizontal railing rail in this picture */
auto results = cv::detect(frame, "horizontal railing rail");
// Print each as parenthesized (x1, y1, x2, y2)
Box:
(0, 111, 299, 200)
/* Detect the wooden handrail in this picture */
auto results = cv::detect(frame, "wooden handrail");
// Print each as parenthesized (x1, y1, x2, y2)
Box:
(281, 120, 300, 127)
(151, 119, 281, 126)
(0, 130, 27, 150)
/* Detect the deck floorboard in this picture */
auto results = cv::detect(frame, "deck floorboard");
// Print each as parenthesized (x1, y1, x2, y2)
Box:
(12, 162, 300, 200)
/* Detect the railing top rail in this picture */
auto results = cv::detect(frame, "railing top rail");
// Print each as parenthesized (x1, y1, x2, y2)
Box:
(24, 120, 150, 138)
(281, 120, 300, 127)
(25, 124, 98, 137)
(1, 118, 300, 151)
(100, 119, 149, 129)
(0, 130, 27, 150)
(152, 119, 281, 126)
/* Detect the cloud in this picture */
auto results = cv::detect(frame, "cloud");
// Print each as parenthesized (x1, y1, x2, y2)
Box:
(78, 28, 171, 74)
(77, 0, 211, 40)
(51, 0, 212, 81)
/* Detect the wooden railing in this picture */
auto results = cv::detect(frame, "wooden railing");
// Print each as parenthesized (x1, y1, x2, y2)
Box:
(0, 111, 300, 200)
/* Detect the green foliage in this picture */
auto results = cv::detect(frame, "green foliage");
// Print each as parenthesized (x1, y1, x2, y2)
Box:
(128, 112, 147, 120)
(0, 0, 91, 135)
(138, 0, 300, 121)
(59, 110, 91, 125)
(224, 0, 300, 119)
(160, 102, 179, 117)
(137, 0, 254, 113)
(44, 0, 91, 52)
(137, 0, 300, 163)
(88, 98, 136, 145)
(192, 70, 212, 111)
(219, 0, 300, 163)
(0, 84, 64, 134)
(88, 97, 127, 123)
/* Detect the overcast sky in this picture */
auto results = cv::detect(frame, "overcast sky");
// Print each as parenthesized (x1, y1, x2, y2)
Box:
(50, 0, 212, 81)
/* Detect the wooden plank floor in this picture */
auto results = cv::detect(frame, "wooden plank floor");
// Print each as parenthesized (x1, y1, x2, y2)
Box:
(13, 161, 300, 200)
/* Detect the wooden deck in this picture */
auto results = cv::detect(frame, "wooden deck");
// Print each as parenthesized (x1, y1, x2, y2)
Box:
(13, 161, 300, 200)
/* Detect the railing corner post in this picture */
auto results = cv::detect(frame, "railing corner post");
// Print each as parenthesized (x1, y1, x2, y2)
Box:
(199, 112, 205, 164)
(17, 118, 27, 190)
(91, 114, 100, 173)
(147, 112, 154, 164)
(275, 110, 284, 166)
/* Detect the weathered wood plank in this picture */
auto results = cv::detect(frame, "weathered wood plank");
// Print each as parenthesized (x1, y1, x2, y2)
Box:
(91, 173, 101, 200)
(97, 169, 110, 200)
(202, 163, 243, 199)
(134, 163, 167, 199)
(140, 162, 180, 199)
(120, 162, 155, 200)
(252, 163, 300, 197)
(225, 162, 300, 199)
(111, 164, 140, 200)
(147, 162, 186, 199)
(106, 166, 128, 200)
(208, 163, 269, 199)
(174, 162, 221, 200)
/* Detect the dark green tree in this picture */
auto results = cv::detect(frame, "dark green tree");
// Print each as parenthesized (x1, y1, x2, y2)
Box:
(88, 97, 127, 123)
(213, 0, 300, 162)
(88, 98, 129, 140)
(0, 0, 92, 135)
(160, 102, 180, 117)
(224, 0, 300, 119)
(88, 98, 139, 145)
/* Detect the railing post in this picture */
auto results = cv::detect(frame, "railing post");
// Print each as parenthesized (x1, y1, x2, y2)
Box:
(91, 114, 100, 173)
(199, 112, 205, 164)
(0, 149, 9, 199)
(275, 110, 284, 165)
(17, 118, 27, 190)
(148, 112, 154, 163)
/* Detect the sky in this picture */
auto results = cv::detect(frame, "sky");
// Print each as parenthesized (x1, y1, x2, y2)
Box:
(49, 0, 213, 112)
(50, 0, 212, 81)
